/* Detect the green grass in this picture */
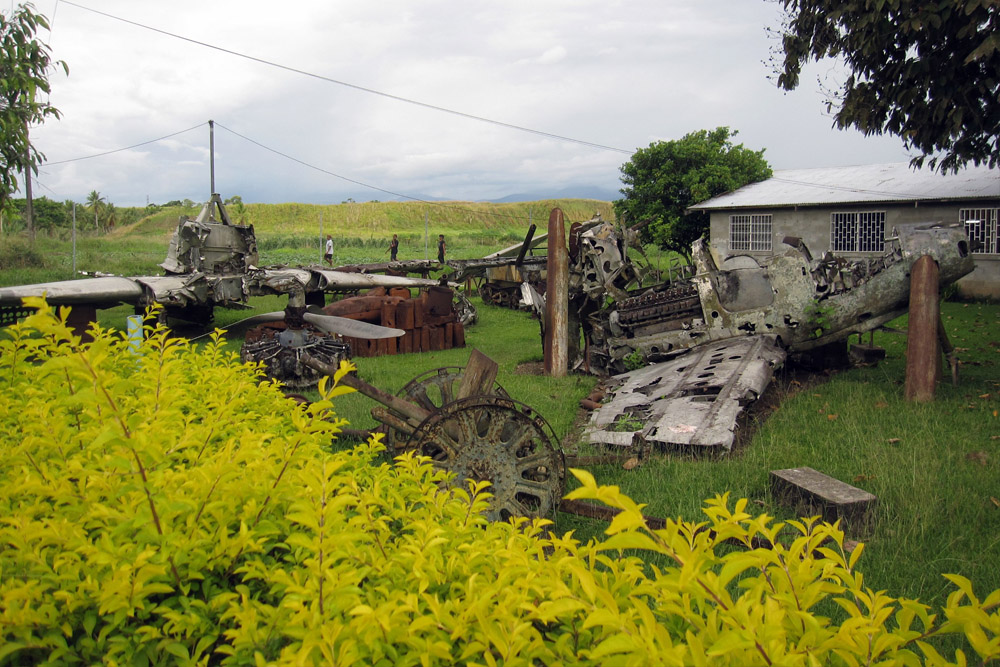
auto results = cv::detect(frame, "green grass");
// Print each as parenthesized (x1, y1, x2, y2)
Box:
(567, 301, 1000, 607)
(2, 205, 999, 613)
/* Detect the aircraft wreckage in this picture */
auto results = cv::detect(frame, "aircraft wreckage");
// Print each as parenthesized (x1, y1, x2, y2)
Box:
(0, 197, 975, 457)
(294, 211, 973, 458)
(0, 195, 469, 388)
(557, 218, 974, 453)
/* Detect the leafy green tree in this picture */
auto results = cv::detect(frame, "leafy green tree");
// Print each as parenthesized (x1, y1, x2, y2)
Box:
(13, 195, 67, 232)
(772, 0, 999, 172)
(102, 202, 117, 229)
(615, 128, 771, 258)
(0, 3, 67, 217)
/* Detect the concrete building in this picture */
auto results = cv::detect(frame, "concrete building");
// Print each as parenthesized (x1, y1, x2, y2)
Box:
(689, 162, 999, 299)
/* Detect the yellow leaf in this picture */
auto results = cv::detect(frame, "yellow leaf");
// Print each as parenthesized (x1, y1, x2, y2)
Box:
(599, 531, 664, 554)
(588, 632, 636, 660)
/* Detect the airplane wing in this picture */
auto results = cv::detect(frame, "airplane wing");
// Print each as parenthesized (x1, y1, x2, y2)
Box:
(585, 335, 786, 453)
(0, 276, 145, 307)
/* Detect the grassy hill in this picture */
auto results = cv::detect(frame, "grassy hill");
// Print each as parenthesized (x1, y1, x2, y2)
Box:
(0, 198, 615, 285)
(115, 199, 614, 243)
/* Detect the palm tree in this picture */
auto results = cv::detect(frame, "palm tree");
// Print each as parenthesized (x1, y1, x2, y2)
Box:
(86, 190, 104, 230)
(103, 203, 117, 230)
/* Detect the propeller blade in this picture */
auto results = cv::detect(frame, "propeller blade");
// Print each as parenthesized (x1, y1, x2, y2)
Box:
(223, 311, 287, 330)
(303, 312, 404, 339)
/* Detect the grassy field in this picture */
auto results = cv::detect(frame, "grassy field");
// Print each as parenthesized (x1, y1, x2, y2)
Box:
(2, 201, 999, 617)
(0, 198, 614, 285)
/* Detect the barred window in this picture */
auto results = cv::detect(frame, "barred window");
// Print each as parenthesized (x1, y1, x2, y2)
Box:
(960, 208, 998, 254)
(729, 214, 772, 251)
(830, 211, 885, 252)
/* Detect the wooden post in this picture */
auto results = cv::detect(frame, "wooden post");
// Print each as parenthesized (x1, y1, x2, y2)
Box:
(904, 255, 941, 402)
(457, 349, 499, 400)
(544, 208, 569, 377)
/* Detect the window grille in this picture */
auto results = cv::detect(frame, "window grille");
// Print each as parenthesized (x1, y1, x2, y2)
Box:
(830, 211, 885, 252)
(729, 214, 772, 251)
(960, 208, 998, 254)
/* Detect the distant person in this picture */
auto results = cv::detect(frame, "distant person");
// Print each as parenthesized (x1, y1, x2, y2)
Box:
(388, 234, 399, 261)
(324, 235, 333, 266)
(437, 234, 446, 263)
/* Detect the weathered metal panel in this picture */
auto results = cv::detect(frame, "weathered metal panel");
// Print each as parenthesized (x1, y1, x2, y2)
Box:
(586, 336, 786, 452)
(0, 277, 144, 306)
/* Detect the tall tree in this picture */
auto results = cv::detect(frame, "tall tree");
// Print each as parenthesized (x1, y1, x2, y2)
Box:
(614, 127, 772, 259)
(772, 0, 999, 172)
(0, 4, 67, 219)
(103, 202, 117, 230)
(86, 190, 104, 230)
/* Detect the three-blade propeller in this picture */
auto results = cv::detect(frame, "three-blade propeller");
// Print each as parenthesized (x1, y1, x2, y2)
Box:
(233, 307, 404, 339)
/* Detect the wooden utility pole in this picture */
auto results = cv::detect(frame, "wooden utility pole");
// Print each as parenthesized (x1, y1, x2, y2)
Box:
(904, 255, 940, 402)
(544, 208, 568, 377)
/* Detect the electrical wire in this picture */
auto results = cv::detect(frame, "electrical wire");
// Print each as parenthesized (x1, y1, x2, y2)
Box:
(44, 122, 207, 165)
(33, 119, 601, 226)
(57, 0, 633, 155)
(213, 122, 581, 224)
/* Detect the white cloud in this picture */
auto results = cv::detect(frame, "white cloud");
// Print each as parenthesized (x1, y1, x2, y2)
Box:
(19, 0, 914, 207)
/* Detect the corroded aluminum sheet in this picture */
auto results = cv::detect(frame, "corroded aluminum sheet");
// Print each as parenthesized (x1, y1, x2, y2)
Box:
(586, 335, 786, 452)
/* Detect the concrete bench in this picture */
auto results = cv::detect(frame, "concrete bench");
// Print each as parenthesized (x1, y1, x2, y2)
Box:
(770, 467, 877, 531)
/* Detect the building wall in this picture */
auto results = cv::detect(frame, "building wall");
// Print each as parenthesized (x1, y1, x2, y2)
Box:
(707, 199, 1000, 299)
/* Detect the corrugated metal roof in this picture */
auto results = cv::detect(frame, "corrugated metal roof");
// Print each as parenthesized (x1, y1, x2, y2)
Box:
(689, 162, 999, 210)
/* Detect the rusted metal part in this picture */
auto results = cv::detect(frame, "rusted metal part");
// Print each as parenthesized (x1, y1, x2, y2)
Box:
(302, 355, 433, 425)
(406, 395, 565, 522)
(242, 323, 351, 389)
(515, 224, 537, 268)
(558, 498, 666, 531)
(306, 351, 564, 522)
(370, 407, 420, 440)
(587, 336, 786, 452)
(379, 363, 511, 452)
(563, 221, 973, 376)
(160, 194, 257, 275)
(904, 255, 941, 402)
(545, 208, 569, 377)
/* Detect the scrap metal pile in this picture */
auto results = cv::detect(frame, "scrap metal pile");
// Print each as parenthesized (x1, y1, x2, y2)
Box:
(241, 285, 472, 387)
(563, 219, 974, 452)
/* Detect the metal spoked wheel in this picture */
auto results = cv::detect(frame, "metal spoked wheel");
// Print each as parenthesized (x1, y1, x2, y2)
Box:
(398, 366, 509, 410)
(383, 367, 510, 452)
(406, 396, 565, 522)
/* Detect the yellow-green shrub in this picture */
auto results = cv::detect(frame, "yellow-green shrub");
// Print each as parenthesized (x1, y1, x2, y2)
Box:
(1, 300, 998, 666)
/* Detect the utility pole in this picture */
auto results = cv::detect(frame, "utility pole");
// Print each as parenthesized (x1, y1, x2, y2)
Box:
(209, 119, 216, 197)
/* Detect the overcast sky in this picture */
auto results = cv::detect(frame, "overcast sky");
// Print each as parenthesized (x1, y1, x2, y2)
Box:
(23, 0, 917, 207)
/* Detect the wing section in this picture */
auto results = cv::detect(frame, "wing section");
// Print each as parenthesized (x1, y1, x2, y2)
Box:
(0, 277, 144, 307)
(585, 335, 786, 453)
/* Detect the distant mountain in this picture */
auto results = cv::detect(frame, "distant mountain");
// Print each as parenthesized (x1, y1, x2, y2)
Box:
(489, 185, 620, 203)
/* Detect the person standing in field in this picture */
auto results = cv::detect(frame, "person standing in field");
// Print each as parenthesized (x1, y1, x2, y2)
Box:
(324, 235, 334, 266)
(388, 234, 399, 261)
(437, 234, 446, 263)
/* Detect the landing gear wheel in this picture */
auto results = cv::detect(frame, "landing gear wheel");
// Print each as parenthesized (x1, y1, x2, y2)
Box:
(383, 367, 509, 452)
(406, 396, 565, 522)
(398, 366, 509, 410)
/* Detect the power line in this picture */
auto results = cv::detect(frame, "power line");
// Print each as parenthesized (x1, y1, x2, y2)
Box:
(213, 122, 559, 223)
(57, 0, 634, 155)
(35, 119, 600, 225)
(45, 122, 206, 165)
